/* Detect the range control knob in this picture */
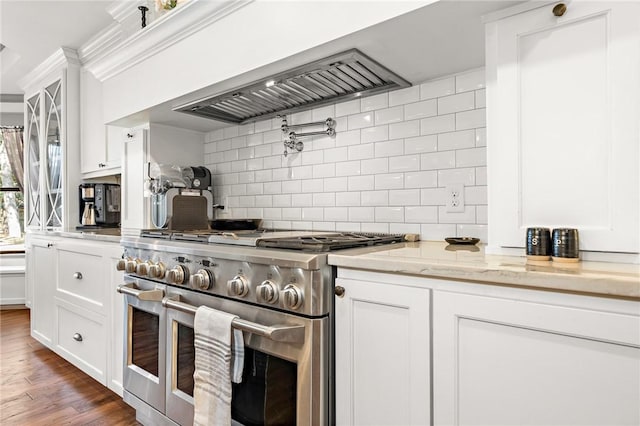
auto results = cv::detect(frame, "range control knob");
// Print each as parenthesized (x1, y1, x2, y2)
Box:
(192, 269, 214, 290)
(125, 258, 141, 273)
(282, 284, 303, 310)
(167, 265, 189, 285)
(148, 262, 166, 279)
(136, 261, 151, 277)
(116, 257, 130, 271)
(257, 280, 278, 304)
(227, 275, 249, 297)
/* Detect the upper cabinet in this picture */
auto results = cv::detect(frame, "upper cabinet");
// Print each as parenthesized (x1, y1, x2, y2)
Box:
(22, 48, 81, 231)
(485, 1, 640, 256)
(80, 70, 122, 177)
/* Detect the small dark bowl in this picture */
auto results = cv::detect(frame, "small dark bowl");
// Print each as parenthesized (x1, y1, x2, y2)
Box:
(445, 237, 480, 245)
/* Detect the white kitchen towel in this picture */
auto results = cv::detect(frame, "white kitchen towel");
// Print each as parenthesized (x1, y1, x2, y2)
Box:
(193, 306, 245, 426)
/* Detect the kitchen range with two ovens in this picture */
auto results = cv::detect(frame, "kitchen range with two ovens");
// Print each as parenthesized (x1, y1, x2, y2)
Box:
(116, 228, 408, 425)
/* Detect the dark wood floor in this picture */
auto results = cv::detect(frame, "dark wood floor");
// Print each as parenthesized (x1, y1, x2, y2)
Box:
(0, 309, 140, 425)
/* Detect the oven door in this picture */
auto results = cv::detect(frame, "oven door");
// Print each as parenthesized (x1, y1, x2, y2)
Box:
(118, 278, 167, 415)
(164, 286, 330, 426)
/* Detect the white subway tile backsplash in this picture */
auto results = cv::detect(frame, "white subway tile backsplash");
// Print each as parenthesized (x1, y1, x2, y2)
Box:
(302, 179, 324, 193)
(348, 112, 374, 130)
(361, 190, 389, 206)
(375, 207, 404, 222)
(420, 151, 455, 170)
(438, 92, 475, 115)
(420, 114, 455, 135)
(456, 147, 487, 168)
(389, 155, 420, 173)
(291, 193, 313, 207)
(206, 68, 487, 235)
(361, 158, 388, 175)
(405, 206, 438, 223)
(375, 173, 404, 190)
(456, 69, 485, 93)
(348, 176, 375, 191)
(349, 207, 374, 222)
(438, 168, 476, 186)
(361, 126, 389, 144)
(389, 120, 420, 139)
(362, 93, 388, 112)
(420, 77, 455, 100)
(337, 192, 361, 206)
(405, 171, 438, 189)
(336, 129, 361, 147)
(438, 130, 475, 151)
(389, 189, 420, 206)
(374, 140, 403, 158)
(336, 99, 361, 117)
(457, 224, 488, 242)
(456, 108, 486, 130)
(348, 143, 374, 160)
(404, 99, 437, 120)
(282, 208, 302, 220)
(335, 160, 361, 177)
(375, 106, 404, 125)
(389, 86, 420, 106)
(324, 177, 347, 192)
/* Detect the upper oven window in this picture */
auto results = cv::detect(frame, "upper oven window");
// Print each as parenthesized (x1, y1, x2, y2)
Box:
(131, 307, 160, 377)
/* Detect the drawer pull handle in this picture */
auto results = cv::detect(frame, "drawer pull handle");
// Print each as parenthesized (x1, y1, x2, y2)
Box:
(335, 286, 346, 297)
(73, 333, 83, 342)
(73, 272, 83, 280)
(552, 3, 566, 17)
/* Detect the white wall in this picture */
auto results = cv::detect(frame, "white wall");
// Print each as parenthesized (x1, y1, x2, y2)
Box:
(204, 68, 487, 242)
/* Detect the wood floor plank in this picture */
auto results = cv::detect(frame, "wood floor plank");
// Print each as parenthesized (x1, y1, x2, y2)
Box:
(0, 309, 139, 425)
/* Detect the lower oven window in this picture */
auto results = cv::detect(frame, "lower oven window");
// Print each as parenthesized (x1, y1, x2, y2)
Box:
(177, 323, 195, 396)
(131, 308, 160, 377)
(232, 348, 297, 426)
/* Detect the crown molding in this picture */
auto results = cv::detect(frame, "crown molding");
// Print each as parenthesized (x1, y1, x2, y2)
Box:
(107, 0, 143, 23)
(18, 47, 80, 91)
(78, 24, 123, 65)
(84, 0, 253, 82)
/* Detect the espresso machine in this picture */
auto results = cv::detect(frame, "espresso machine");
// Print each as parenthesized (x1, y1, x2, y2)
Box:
(78, 183, 121, 227)
(147, 164, 213, 230)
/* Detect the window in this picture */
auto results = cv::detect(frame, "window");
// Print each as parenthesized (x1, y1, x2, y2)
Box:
(0, 126, 25, 247)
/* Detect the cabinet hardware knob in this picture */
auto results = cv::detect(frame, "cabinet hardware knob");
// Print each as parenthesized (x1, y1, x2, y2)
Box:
(552, 3, 566, 16)
(73, 272, 83, 280)
(46, 242, 54, 248)
(126, 133, 134, 138)
(335, 286, 345, 298)
(98, 163, 106, 167)
(73, 333, 83, 342)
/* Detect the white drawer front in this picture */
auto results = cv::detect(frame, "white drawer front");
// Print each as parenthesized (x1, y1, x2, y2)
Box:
(57, 248, 105, 311)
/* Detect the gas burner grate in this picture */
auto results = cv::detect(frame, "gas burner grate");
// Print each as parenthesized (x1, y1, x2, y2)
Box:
(256, 232, 408, 252)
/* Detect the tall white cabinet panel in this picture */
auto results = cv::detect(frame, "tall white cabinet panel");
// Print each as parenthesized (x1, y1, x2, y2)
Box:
(486, 1, 640, 254)
(334, 277, 430, 425)
(27, 235, 58, 347)
(433, 290, 640, 425)
(80, 69, 122, 177)
(22, 47, 81, 231)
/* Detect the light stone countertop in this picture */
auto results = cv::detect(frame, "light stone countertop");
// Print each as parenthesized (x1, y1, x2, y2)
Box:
(29, 229, 121, 244)
(328, 241, 640, 299)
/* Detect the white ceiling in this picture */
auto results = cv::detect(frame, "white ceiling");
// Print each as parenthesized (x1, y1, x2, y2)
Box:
(0, 0, 113, 94)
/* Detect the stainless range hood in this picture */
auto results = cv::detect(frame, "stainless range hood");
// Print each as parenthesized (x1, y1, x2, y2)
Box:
(173, 49, 411, 125)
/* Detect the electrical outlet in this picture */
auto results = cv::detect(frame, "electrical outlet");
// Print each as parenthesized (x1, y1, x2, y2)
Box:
(445, 184, 465, 213)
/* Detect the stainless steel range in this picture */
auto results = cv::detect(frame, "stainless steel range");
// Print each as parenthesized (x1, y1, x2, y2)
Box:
(116, 229, 409, 426)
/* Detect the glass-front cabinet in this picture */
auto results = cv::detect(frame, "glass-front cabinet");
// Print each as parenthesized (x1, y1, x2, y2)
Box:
(23, 48, 80, 231)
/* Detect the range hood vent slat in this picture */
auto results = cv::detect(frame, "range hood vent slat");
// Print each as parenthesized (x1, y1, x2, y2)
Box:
(174, 49, 411, 124)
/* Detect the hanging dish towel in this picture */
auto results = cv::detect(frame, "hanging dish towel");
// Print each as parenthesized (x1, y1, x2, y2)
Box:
(193, 306, 245, 426)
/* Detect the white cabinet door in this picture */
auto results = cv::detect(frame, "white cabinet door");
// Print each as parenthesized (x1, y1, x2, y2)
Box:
(29, 238, 57, 347)
(486, 1, 640, 254)
(121, 128, 149, 232)
(433, 290, 640, 425)
(108, 254, 125, 396)
(335, 277, 430, 426)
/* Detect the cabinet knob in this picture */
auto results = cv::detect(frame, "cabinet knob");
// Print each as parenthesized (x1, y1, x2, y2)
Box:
(73, 333, 83, 342)
(335, 286, 346, 298)
(552, 3, 567, 17)
(126, 133, 134, 138)
(73, 272, 83, 280)
(98, 163, 106, 168)
(47, 242, 54, 248)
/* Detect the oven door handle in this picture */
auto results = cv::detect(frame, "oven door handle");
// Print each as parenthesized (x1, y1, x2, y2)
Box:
(117, 283, 165, 301)
(162, 297, 305, 343)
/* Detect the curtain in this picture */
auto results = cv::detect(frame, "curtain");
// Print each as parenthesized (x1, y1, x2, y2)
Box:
(0, 127, 24, 191)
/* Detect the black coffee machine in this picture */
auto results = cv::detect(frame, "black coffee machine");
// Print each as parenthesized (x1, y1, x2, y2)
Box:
(78, 183, 121, 227)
